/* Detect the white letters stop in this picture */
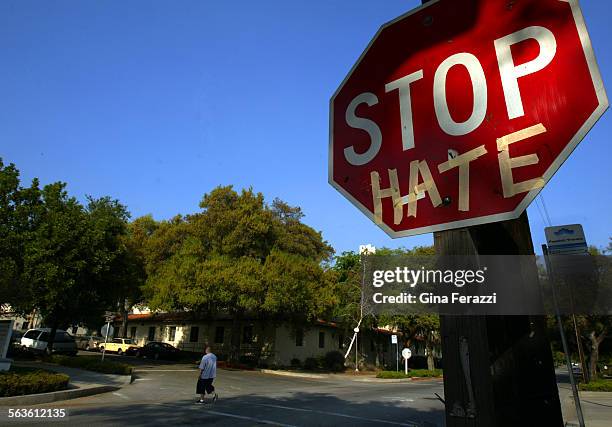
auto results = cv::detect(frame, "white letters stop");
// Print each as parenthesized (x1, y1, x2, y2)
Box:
(343, 25, 557, 165)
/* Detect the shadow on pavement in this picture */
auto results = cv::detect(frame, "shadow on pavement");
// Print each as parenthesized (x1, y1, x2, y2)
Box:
(63, 391, 444, 426)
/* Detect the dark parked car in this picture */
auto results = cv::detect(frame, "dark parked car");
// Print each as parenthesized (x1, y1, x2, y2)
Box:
(136, 341, 180, 360)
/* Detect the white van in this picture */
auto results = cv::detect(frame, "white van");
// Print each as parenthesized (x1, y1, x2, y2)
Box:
(20, 328, 78, 356)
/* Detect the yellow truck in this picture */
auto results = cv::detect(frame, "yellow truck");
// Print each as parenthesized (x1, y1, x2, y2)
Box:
(99, 338, 139, 355)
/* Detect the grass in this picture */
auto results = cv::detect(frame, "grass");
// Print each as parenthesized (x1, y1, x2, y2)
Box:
(376, 369, 443, 379)
(579, 379, 612, 392)
(46, 355, 133, 375)
(0, 366, 69, 397)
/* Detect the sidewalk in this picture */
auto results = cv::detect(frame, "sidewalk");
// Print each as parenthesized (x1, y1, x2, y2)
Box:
(259, 369, 442, 383)
(559, 384, 612, 427)
(0, 360, 131, 406)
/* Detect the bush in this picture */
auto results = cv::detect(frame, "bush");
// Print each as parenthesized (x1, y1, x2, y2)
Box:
(579, 380, 612, 392)
(47, 355, 133, 375)
(0, 367, 69, 397)
(238, 355, 257, 368)
(323, 351, 345, 372)
(290, 358, 301, 368)
(376, 369, 443, 379)
(304, 357, 318, 371)
(406, 355, 443, 369)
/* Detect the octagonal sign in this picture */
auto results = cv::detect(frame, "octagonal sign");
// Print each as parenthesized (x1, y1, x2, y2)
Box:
(329, 0, 608, 238)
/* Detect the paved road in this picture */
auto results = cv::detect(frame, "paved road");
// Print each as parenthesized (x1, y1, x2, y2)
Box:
(7, 360, 446, 426)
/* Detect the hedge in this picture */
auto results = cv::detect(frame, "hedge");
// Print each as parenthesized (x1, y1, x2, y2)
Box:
(0, 367, 69, 397)
(579, 380, 612, 392)
(47, 355, 133, 375)
(376, 369, 443, 379)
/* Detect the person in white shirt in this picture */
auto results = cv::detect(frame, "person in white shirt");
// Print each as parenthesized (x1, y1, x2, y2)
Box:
(196, 345, 218, 404)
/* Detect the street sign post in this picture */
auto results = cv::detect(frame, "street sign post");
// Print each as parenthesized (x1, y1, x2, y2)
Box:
(329, 0, 607, 238)
(391, 335, 398, 371)
(101, 323, 114, 362)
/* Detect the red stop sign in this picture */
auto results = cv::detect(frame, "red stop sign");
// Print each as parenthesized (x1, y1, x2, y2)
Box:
(329, 0, 608, 238)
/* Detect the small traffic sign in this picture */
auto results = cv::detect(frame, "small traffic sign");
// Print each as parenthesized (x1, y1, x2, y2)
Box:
(545, 224, 588, 255)
(402, 348, 412, 360)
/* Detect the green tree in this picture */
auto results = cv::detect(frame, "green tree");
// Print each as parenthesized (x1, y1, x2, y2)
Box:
(0, 159, 141, 349)
(0, 159, 43, 313)
(86, 197, 145, 337)
(332, 246, 440, 370)
(142, 186, 336, 362)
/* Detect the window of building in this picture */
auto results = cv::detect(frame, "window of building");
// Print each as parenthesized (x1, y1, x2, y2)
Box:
(242, 325, 254, 344)
(318, 331, 325, 348)
(22, 322, 29, 330)
(338, 333, 344, 349)
(148, 326, 155, 342)
(370, 338, 376, 352)
(130, 326, 137, 339)
(190, 326, 199, 343)
(214, 326, 224, 344)
(295, 329, 304, 347)
(168, 326, 176, 341)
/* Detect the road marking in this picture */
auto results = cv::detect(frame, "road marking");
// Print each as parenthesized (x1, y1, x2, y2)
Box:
(382, 397, 415, 402)
(111, 392, 129, 400)
(250, 403, 419, 426)
(206, 410, 297, 427)
(134, 378, 153, 381)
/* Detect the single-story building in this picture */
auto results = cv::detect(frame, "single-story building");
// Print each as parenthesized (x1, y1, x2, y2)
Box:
(114, 311, 401, 368)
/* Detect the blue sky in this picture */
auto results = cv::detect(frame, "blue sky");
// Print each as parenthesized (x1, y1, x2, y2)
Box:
(1, 0, 611, 255)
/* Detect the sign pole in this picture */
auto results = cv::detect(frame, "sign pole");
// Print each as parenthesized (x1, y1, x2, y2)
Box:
(435, 212, 563, 426)
(402, 348, 412, 375)
(542, 244, 585, 427)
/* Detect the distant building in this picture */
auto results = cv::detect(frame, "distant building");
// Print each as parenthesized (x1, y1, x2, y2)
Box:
(115, 310, 399, 368)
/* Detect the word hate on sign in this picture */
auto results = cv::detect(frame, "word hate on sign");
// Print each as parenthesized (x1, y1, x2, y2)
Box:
(328, 0, 608, 238)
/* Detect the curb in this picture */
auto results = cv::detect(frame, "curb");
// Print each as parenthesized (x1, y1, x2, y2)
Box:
(0, 385, 119, 407)
(350, 377, 414, 383)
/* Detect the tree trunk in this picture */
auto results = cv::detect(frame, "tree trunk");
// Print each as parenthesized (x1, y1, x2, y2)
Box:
(229, 315, 242, 364)
(426, 337, 435, 371)
(47, 319, 59, 356)
(588, 329, 607, 381)
(120, 299, 128, 338)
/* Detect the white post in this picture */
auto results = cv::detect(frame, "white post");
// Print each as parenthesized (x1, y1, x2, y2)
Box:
(355, 333, 358, 372)
(405, 356, 408, 375)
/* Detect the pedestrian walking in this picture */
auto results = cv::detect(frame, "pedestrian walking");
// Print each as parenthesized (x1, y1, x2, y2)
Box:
(196, 345, 218, 404)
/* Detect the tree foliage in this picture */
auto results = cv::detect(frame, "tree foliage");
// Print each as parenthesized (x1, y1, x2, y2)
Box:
(140, 186, 336, 361)
(0, 159, 144, 344)
(331, 245, 440, 370)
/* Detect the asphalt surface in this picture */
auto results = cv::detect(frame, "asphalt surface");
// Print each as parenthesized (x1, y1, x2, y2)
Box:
(3, 354, 446, 426)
